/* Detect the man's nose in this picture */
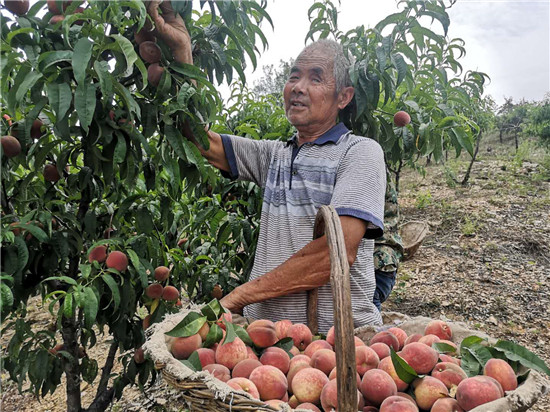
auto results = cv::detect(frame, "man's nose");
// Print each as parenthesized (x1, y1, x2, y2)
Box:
(292, 78, 306, 94)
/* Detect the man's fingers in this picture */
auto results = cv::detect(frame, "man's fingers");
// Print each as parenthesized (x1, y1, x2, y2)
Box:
(146, 0, 163, 29)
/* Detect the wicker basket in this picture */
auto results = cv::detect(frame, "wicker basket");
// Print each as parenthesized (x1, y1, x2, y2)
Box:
(399, 220, 429, 260)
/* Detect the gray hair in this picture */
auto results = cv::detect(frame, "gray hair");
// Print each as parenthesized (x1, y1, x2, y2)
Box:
(298, 39, 352, 94)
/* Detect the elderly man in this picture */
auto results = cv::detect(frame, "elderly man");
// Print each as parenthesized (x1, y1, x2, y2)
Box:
(149, 2, 386, 333)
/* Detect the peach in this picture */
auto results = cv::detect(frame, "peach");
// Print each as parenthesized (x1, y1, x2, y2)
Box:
(387, 327, 408, 350)
(232, 358, 262, 379)
(431, 398, 465, 412)
(171, 334, 202, 360)
(203, 364, 230, 382)
(246, 346, 259, 360)
(360, 368, 397, 406)
(145, 283, 163, 299)
(378, 356, 409, 392)
(288, 323, 313, 351)
(431, 362, 467, 389)
(88, 245, 107, 263)
(439, 353, 461, 366)
(260, 346, 290, 374)
(355, 345, 380, 376)
(1, 135, 21, 157)
(287, 362, 311, 394)
(290, 354, 311, 368)
(393, 111, 411, 127)
(139, 41, 161, 63)
(154, 265, 170, 281)
(248, 365, 288, 401)
(216, 312, 232, 329)
(326, 325, 336, 346)
(288, 394, 299, 408)
(321, 378, 363, 412)
(370, 342, 391, 360)
(296, 402, 321, 412)
(369, 331, 400, 351)
(134, 347, 145, 364)
(226, 377, 260, 399)
(404, 333, 422, 345)
(31, 119, 43, 139)
(44, 163, 61, 182)
(106, 251, 128, 272)
(161, 285, 179, 301)
(483, 358, 518, 392)
(292, 367, 329, 404)
(395, 392, 415, 403)
(215, 337, 248, 370)
(147, 63, 164, 87)
(418, 333, 441, 346)
(304, 339, 332, 358)
(400, 342, 439, 374)
(198, 322, 209, 341)
(5, 0, 30, 16)
(379, 395, 419, 412)
(247, 319, 278, 348)
(290, 346, 300, 356)
(328, 367, 361, 387)
(142, 315, 152, 330)
(274, 319, 293, 340)
(195, 348, 215, 368)
(413, 376, 449, 410)
(363, 407, 379, 412)
(263, 399, 285, 410)
(424, 320, 453, 340)
(440, 340, 458, 354)
(354, 336, 366, 346)
(310, 348, 337, 376)
(456, 376, 504, 411)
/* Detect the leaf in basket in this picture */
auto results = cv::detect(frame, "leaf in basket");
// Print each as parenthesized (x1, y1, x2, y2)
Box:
(432, 342, 457, 354)
(203, 323, 224, 348)
(165, 312, 207, 337)
(186, 350, 202, 371)
(222, 320, 237, 344)
(180, 359, 197, 372)
(463, 343, 493, 368)
(493, 340, 550, 377)
(390, 348, 418, 384)
(201, 298, 223, 322)
(459, 335, 486, 351)
(273, 337, 294, 353)
(517, 368, 531, 385)
(460, 349, 482, 377)
(234, 324, 253, 346)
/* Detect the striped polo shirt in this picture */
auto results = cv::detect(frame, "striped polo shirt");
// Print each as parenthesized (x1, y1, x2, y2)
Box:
(221, 122, 386, 333)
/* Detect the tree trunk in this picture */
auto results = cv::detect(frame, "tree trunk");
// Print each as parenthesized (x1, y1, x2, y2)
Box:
(61, 316, 82, 412)
(499, 128, 503, 143)
(85, 341, 119, 412)
(514, 129, 519, 151)
(462, 131, 483, 186)
(426, 154, 431, 166)
(395, 159, 403, 193)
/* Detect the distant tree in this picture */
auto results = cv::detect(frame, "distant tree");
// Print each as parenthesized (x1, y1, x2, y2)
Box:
(251, 59, 294, 97)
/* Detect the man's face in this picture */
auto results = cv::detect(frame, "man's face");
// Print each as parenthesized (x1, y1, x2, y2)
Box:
(283, 50, 342, 138)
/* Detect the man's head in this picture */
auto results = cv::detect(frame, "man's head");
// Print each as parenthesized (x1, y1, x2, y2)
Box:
(283, 39, 354, 140)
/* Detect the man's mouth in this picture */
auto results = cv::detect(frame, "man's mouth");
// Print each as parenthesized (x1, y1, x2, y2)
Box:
(291, 101, 306, 107)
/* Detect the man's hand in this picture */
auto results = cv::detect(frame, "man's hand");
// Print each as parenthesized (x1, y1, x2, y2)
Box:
(220, 291, 245, 316)
(147, 0, 193, 64)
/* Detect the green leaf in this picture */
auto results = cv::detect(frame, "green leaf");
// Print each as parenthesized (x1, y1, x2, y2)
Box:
(37, 50, 73, 72)
(72, 38, 93, 85)
(113, 81, 140, 117)
(273, 337, 294, 353)
(42, 275, 78, 286)
(461, 348, 482, 377)
(83, 286, 99, 328)
(109, 34, 139, 77)
(432, 342, 457, 354)
(200, 299, 224, 322)
(390, 348, 419, 383)
(13, 70, 42, 111)
(464, 343, 494, 368)
(94, 60, 113, 104)
(234, 324, 253, 347)
(14, 236, 29, 272)
(47, 82, 72, 121)
(164, 124, 187, 161)
(74, 81, 97, 132)
(20, 223, 49, 243)
(222, 320, 237, 344)
(113, 134, 127, 164)
(0, 283, 14, 313)
(101, 274, 121, 311)
(494, 340, 550, 377)
(203, 323, 224, 348)
(126, 249, 147, 288)
(186, 350, 202, 371)
(165, 312, 207, 338)
(63, 293, 74, 318)
(460, 335, 486, 350)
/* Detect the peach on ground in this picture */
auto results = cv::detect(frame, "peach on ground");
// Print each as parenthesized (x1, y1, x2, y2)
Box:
(483, 358, 518, 392)
(171, 334, 202, 360)
(431, 361, 468, 389)
(439, 353, 461, 365)
(431, 397, 465, 412)
(274, 319, 293, 340)
(304, 339, 332, 358)
(203, 364, 231, 382)
(413, 376, 449, 411)
(360, 368, 398, 406)
(424, 320, 453, 340)
(195, 348, 215, 368)
(296, 402, 321, 412)
(226, 377, 260, 399)
(355, 345, 380, 376)
(370, 342, 391, 360)
(400, 342, 439, 374)
(395, 392, 416, 403)
(260, 346, 290, 374)
(246, 346, 259, 360)
(378, 356, 409, 392)
(369, 331, 400, 351)
(232, 358, 262, 379)
(291, 367, 329, 404)
(310, 348, 337, 376)
(198, 322, 210, 341)
(328, 366, 361, 387)
(248, 365, 288, 401)
(288, 323, 313, 351)
(287, 362, 311, 394)
(456, 376, 504, 411)
(215, 337, 248, 370)
(290, 354, 311, 368)
(379, 395, 419, 412)
(387, 327, 408, 350)
(247, 319, 279, 348)
(320, 379, 364, 412)
(404, 333, 422, 345)
(418, 333, 441, 346)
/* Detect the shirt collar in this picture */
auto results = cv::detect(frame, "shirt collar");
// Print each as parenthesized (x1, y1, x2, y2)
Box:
(286, 122, 350, 147)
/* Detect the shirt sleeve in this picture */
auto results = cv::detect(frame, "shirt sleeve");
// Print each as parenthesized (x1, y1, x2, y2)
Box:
(331, 138, 386, 239)
(221, 134, 281, 187)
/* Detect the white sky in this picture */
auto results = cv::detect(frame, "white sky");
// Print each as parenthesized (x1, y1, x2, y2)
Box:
(237, 0, 550, 107)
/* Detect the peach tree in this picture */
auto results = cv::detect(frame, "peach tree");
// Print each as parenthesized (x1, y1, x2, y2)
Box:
(0, 0, 272, 410)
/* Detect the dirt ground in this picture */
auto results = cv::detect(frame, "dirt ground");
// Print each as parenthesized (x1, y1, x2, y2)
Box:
(1, 133, 549, 411)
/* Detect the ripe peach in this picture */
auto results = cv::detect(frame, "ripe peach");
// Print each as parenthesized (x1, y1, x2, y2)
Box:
(378, 356, 409, 392)
(134, 347, 145, 364)
(431, 397, 465, 412)
(379, 395, 419, 412)
(215, 337, 248, 370)
(106, 250, 128, 272)
(413, 376, 449, 410)
(147, 63, 164, 87)
(321, 378, 363, 411)
(274, 319, 293, 340)
(395, 391, 416, 403)
(304, 339, 332, 358)
(328, 367, 361, 387)
(226, 377, 260, 399)
(246, 345, 259, 360)
(387, 327, 408, 350)
(424, 320, 453, 340)
(248, 365, 288, 401)
(370, 342, 391, 360)
(31, 119, 43, 139)
(142, 315, 152, 330)
(88, 245, 107, 263)
(171, 334, 202, 360)
(370, 331, 400, 351)
(145, 283, 163, 299)
(483, 358, 518, 392)
(162, 285, 179, 301)
(203, 363, 231, 382)
(290, 346, 300, 356)
(260, 346, 290, 374)
(326, 325, 336, 346)
(292, 367, 329, 404)
(393, 111, 411, 127)
(1, 135, 21, 157)
(232, 358, 262, 379)
(288, 323, 313, 351)
(47, 0, 71, 14)
(400, 342, 439, 374)
(263, 399, 285, 410)
(310, 348, 337, 376)
(211, 284, 223, 299)
(363, 407, 379, 412)
(154, 265, 170, 281)
(296, 402, 321, 412)
(404, 333, 422, 345)
(418, 334, 441, 346)
(431, 361, 467, 389)
(288, 394, 299, 408)
(439, 353, 461, 366)
(196, 348, 215, 368)
(198, 322, 209, 341)
(290, 354, 311, 368)
(139, 41, 161, 63)
(287, 362, 311, 394)
(456, 376, 504, 411)
(354, 336, 366, 346)
(5, 0, 30, 15)
(44, 164, 61, 182)
(247, 319, 278, 348)
(355, 345, 380, 376)
(216, 311, 232, 329)
(360, 368, 398, 406)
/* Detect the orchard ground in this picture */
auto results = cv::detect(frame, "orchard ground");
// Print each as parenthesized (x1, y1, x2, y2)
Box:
(1, 132, 549, 411)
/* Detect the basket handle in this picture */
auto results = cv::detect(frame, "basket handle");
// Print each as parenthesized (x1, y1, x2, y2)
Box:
(306, 205, 358, 412)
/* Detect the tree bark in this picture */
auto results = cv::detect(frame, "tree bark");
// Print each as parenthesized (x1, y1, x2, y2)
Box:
(461, 131, 482, 186)
(499, 128, 503, 143)
(61, 315, 82, 412)
(514, 129, 519, 151)
(395, 159, 403, 193)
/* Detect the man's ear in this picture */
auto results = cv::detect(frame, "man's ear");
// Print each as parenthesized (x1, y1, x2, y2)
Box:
(338, 86, 355, 109)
